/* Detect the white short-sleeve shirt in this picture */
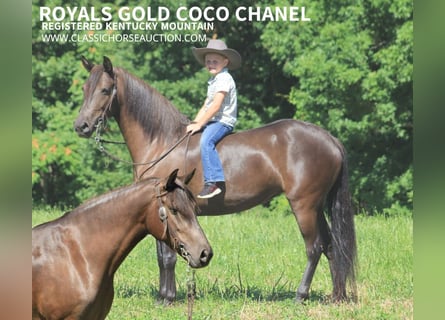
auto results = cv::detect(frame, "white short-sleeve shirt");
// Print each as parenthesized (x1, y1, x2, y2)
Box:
(205, 68, 237, 127)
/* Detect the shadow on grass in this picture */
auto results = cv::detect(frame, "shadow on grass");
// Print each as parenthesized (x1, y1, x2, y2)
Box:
(192, 283, 329, 303)
(114, 284, 329, 305)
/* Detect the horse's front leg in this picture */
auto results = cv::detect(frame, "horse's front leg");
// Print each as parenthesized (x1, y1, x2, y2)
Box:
(156, 240, 177, 304)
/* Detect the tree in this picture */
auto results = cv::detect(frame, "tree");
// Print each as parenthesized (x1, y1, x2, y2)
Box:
(261, 0, 413, 214)
(32, 0, 412, 215)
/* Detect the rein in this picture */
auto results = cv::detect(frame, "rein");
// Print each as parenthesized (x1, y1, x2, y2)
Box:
(94, 118, 191, 167)
(186, 266, 196, 320)
(94, 117, 192, 179)
(91, 73, 192, 178)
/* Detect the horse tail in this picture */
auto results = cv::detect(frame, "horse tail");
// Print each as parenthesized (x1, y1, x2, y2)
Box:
(327, 144, 357, 301)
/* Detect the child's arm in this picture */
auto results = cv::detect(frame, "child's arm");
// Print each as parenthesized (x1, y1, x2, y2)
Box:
(187, 92, 226, 134)
(192, 100, 209, 124)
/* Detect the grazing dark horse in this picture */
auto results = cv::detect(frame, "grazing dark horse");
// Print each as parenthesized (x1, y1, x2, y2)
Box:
(32, 170, 212, 320)
(74, 56, 357, 303)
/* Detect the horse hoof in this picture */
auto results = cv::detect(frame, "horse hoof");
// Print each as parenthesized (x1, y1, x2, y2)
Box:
(156, 297, 175, 306)
(295, 292, 308, 304)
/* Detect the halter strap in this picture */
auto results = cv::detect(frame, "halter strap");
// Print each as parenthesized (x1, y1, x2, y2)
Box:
(99, 75, 118, 124)
(155, 183, 169, 240)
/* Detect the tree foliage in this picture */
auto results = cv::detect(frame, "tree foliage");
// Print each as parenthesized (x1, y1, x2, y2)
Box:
(32, 0, 412, 215)
(261, 0, 412, 214)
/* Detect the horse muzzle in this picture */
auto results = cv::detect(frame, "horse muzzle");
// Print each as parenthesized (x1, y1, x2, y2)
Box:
(179, 243, 213, 268)
(74, 114, 104, 138)
(74, 120, 94, 138)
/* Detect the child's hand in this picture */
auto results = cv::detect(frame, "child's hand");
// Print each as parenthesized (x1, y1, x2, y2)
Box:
(187, 123, 202, 134)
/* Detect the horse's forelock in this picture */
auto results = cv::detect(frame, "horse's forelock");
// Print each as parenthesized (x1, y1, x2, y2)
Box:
(85, 65, 106, 97)
(170, 181, 199, 217)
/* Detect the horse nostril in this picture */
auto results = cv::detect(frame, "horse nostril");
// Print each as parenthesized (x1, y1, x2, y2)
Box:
(74, 122, 90, 135)
(200, 249, 213, 265)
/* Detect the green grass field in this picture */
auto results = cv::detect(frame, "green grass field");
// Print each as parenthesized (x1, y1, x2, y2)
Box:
(32, 207, 412, 319)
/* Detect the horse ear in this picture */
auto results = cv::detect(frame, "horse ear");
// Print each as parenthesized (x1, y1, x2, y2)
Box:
(81, 55, 94, 72)
(103, 56, 114, 78)
(183, 168, 196, 185)
(165, 169, 179, 191)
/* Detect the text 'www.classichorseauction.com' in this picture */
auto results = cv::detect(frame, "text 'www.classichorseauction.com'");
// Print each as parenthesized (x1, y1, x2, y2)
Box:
(38, 6, 311, 43)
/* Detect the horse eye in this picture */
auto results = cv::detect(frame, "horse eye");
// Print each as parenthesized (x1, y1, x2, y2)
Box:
(170, 208, 179, 215)
(101, 88, 110, 95)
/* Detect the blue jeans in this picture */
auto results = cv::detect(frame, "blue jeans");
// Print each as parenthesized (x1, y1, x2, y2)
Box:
(200, 121, 233, 183)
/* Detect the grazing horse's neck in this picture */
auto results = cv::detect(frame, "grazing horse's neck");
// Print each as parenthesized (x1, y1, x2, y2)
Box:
(70, 181, 156, 275)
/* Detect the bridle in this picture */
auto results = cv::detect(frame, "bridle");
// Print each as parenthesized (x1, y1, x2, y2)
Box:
(155, 182, 191, 262)
(91, 73, 192, 179)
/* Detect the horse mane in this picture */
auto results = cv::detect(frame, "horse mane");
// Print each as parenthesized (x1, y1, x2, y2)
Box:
(32, 178, 159, 228)
(72, 177, 159, 214)
(116, 67, 190, 141)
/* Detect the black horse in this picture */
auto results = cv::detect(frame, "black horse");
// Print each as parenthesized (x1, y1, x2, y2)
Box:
(75, 56, 357, 302)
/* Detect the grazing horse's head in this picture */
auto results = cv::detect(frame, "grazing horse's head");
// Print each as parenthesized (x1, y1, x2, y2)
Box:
(74, 56, 116, 138)
(153, 169, 213, 268)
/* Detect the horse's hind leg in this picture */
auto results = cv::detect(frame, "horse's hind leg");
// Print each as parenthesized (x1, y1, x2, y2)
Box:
(289, 200, 330, 302)
(156, 240, 177, 304)
(296, 243, 322, 302)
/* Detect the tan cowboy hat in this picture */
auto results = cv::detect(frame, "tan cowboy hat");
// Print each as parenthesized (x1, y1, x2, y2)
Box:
(192, 39, 241, 70)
